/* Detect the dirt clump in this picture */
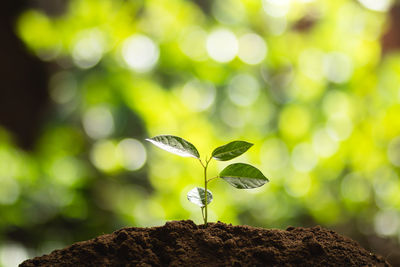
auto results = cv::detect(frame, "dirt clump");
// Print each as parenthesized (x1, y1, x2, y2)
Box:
(20, 220, 390, 266)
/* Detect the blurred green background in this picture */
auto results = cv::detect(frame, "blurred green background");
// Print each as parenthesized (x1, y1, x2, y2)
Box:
(1, 0, 400, 265)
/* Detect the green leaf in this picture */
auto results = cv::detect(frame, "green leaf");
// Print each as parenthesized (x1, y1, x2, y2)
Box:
(212, 141, 253, 161)
(145, 135, 200, 159)
(219, 163, 269, 189)
(187, 187, 213, 207)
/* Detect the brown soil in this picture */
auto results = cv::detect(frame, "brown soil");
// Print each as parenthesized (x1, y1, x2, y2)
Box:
(20, 220, 390, 267)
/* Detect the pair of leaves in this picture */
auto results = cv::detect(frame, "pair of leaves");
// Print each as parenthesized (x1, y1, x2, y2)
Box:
(146, 135, 269, 207)
(146, 135, 253, 161)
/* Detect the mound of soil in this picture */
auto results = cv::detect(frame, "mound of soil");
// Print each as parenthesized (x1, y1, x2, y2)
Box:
(20, 220, 390, 266)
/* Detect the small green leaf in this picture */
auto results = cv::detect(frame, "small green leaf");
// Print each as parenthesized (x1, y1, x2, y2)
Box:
(145, 135, 200, 159)
(219, 163, 269, 189)
(212, 141, 253, 161)
(187, 187, 213, 207)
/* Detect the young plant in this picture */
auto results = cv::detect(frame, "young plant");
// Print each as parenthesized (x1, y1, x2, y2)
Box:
(145, 135, 269, 226)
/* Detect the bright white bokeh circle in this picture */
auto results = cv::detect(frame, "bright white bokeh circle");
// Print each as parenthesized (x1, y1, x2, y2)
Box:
(122, 34, 159, 72)
(206, 29, 238, 63)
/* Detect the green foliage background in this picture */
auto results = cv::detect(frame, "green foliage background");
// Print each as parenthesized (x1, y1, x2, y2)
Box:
(1, 0, 400, 264)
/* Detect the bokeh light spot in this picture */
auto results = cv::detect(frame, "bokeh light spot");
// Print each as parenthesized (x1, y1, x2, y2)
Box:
(90, 140, 119, 172)
(117, 138, 147, 171)
(323, 52, 353, 84)
(122, 34, 159, 72)
(212, 0, 245, 25)
(179, 27, 208, 61)
(357, 0, 393, 12)
(374, 210, 399, 237)
(180, 79, 216, 111)
(238, 33, 267, 65)
(82, 105, 114, 139)
(49, 72, 77, 104)
(326, 115, 353, 141)
(388, 136, 400, 167)
(298, 49, 324, 81)
(50, 157, 80, 186)
(262, 0, 291, 18)
(264, 16, 287, 36)
(312, 129, 338, 158)
(228, 74, 260, 107)
(206, 29, 238, 63)
(219, 101, 245, 128)
(72, 28, 105, 69)
(0, 176, 20, 205)
(0, 243, 29, 267)
(322, 90, 351, 119)
(291, 143, 318, 172)
(341, 173, 371, 202)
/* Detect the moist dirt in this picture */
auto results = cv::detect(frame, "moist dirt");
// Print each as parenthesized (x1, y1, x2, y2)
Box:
(20, 220, 390, 266)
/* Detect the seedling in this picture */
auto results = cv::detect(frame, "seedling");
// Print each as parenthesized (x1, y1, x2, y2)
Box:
(146, 135, 269, 226)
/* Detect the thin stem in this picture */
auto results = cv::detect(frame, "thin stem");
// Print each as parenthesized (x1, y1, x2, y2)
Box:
(203, 156, 212, 227)
(201, 207, 205, 221)
(198, 158, 205, 168)
(207, 176, 219, 183)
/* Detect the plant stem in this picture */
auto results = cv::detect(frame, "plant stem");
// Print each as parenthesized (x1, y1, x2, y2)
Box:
(204, 159, 208, 226)
(199, 157, 212, 226)
(207, 176, 219, 183)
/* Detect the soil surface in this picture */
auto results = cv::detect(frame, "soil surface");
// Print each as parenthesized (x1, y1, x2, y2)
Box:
(20, 220, 390, 266)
